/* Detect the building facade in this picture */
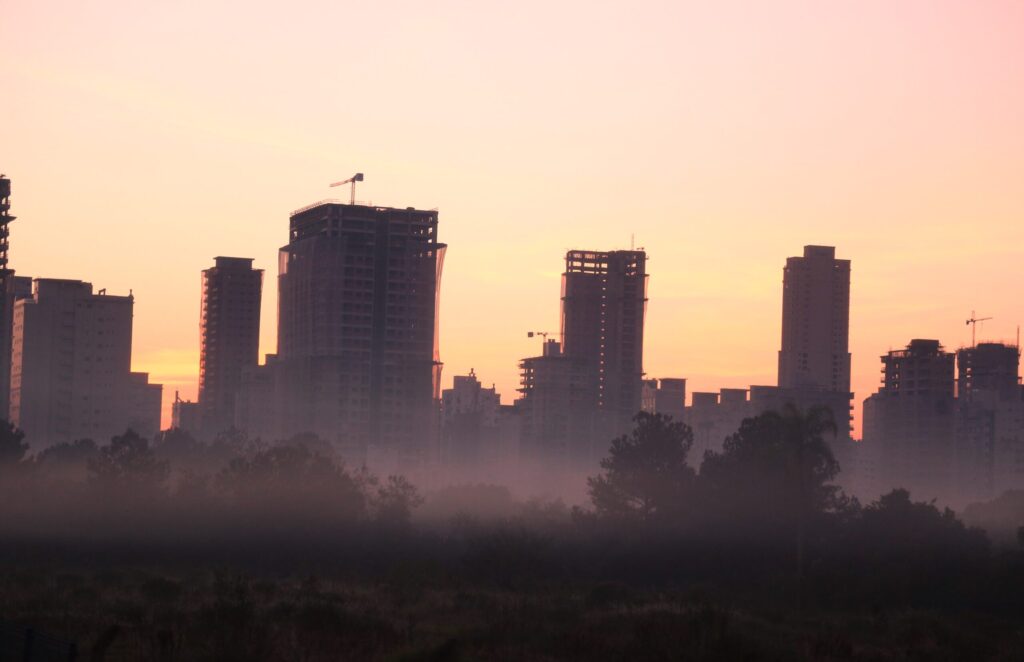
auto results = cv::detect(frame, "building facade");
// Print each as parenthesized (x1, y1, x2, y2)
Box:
(561, 249, 647, 434)
(199, 256, 262, 436)
(238, 201, 446, 468)
(9, 279, 161, 447)
(0, 176, 30, 419)
(861, 339, 957, 503)
(778, 245, 851, 394)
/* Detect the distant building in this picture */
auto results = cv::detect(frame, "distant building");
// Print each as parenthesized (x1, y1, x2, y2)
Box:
(517, 338, 598, 465)
(237, 201, 446, 469)
(10, 279, 162, 447)
(199, 256, 262, 436)
(171, 392, 202, 435)
(861, 340, 957, 503)
(561, 249, 648, 436)
(684, 388, 750, 460)
(955, 342, 1024, 504)
(0, 176, 30, 419)
(778, 245, 851, 394)
(441, 370, 506, 468)
(641, 378, 686, 422)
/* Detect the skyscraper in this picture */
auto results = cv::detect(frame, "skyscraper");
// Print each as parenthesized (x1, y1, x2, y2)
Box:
(239, 201, 445, 466)
(862, 339, 957, 503)
(10, 279, 162, 447)
(955, 342, 1024, 503)
(778, 245, 851, 394)
(198, 256, 262, 435)
(560, 249, 647, 432)
(0, 176, 29, 418)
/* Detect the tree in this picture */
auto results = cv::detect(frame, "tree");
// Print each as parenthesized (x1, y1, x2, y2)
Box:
(699, 404, 841, 609)
(88, 429, 169, 494)
(0, 420, 28, 468)
(585, 412, 696, 526)
(372, 475, 424, 528)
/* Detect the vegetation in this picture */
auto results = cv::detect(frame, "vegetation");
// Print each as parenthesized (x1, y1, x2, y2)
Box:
(2, 412, 1024, 660)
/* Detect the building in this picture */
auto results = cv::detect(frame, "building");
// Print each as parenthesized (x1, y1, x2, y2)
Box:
(171, 392, 202, 435)
(517, 338, 599, 466)
(561, 249, 648, 433)
(861, 340, 957, 504)
(238, 201, 446, 468)
(9, 279, 162, 447)
(198, 257, 262, 436)
(641, 378, 687, 422)
(441, 370, 514, 470)
(955, 342, 1024, 504)
(778, 245, 851, 394)
(0, 176, 30, 419)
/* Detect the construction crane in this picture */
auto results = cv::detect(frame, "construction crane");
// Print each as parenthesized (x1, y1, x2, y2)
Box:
(527, 331, 552, 340)
(966, 310, 993, 347)
(329, 173, 364, 205)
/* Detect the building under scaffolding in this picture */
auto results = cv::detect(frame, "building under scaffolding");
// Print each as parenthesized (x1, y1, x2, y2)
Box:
(237, 201, 446, 469)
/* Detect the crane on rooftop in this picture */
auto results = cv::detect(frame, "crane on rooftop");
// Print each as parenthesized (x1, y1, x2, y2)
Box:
(966, 310, 993, 348)
(329, 173, 364, 205)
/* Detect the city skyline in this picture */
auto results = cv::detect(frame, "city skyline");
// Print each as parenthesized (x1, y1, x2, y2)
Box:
(4, 1, 1024, 434)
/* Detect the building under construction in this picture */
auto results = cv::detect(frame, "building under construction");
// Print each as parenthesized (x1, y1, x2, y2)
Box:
(238, 200, 446, 468)
(517, 249, 648, 467)
(198, 257, 263, 436)
(0, 176, 30, 418)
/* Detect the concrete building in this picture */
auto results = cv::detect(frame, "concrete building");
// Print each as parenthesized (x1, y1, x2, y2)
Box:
(641, 378, 687, 422)
(198, 256, 262, 436)
(561, 249, 647, 435)
(171, 392, 202, 435)
(440, 370, 507, 469)
(9, 279, 161, 447)
(955, 342, 1024, 504)
(237, 201, 446, 468)
(517, 338, 599, 465)
(778, 245, 851, 394)
(860, 340, 957, 503)
(0, 176, 30, 419)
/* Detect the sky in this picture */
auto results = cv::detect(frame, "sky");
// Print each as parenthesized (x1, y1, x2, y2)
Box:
(3, 0, 1023, 435)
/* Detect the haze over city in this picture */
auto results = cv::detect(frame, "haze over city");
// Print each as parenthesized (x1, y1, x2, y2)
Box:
(4, 1, 1023, 431)
(4, 3, 1024, 659)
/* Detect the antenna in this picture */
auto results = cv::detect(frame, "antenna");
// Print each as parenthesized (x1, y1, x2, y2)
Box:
(329, 173, 364, 205)
(965, 310, 993, 348)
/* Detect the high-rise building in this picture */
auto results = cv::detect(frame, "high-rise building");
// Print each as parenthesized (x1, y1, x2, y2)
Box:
(0, 176, 29, 419)
(441, 370, 504, 468)
(955, 342, 1024, 503)
(778, 245, 851, 394)
(517, 338, 598, 465)
(239, 201, 445, 467)
(10, 279, 162, 447)
(862, 339, 957, 503)
(561, 249, 647, 432)
(198, 257, 262, 435)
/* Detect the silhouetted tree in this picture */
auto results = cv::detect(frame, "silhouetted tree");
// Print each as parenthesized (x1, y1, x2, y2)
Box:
(700, 405, 841, 608)
(88, 429, 169, 494)
(372, 475, 424, 528)
(216, 444, 366, 521)
(0, 420, 28, 468)
(584, 412, 696, 526)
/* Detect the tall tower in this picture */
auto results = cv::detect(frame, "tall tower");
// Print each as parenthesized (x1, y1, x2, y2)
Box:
(274, 201, 446, 464)
(199, 257, 263, 435)
(10, 280, 162, 447)
(0, 175, 28, 418)
(862, 339, 956, 504)
(778, 245, 851, 393)
(560, 249, 647, 433)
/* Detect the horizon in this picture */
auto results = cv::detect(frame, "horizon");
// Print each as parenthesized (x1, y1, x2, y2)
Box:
(4, 0, 1023, 435)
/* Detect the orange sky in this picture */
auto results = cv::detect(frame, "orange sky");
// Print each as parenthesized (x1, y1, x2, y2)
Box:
(3, 0, 1023, 436)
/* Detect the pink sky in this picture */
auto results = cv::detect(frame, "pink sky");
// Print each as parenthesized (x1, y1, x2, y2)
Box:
(3, 0, 1023, 435)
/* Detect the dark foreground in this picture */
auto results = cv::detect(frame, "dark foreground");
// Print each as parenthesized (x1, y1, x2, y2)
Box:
(2, 541, 1023, 662)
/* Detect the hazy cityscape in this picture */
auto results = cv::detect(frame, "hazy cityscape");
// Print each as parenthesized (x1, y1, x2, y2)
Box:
(4, 1, 1024, 659)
